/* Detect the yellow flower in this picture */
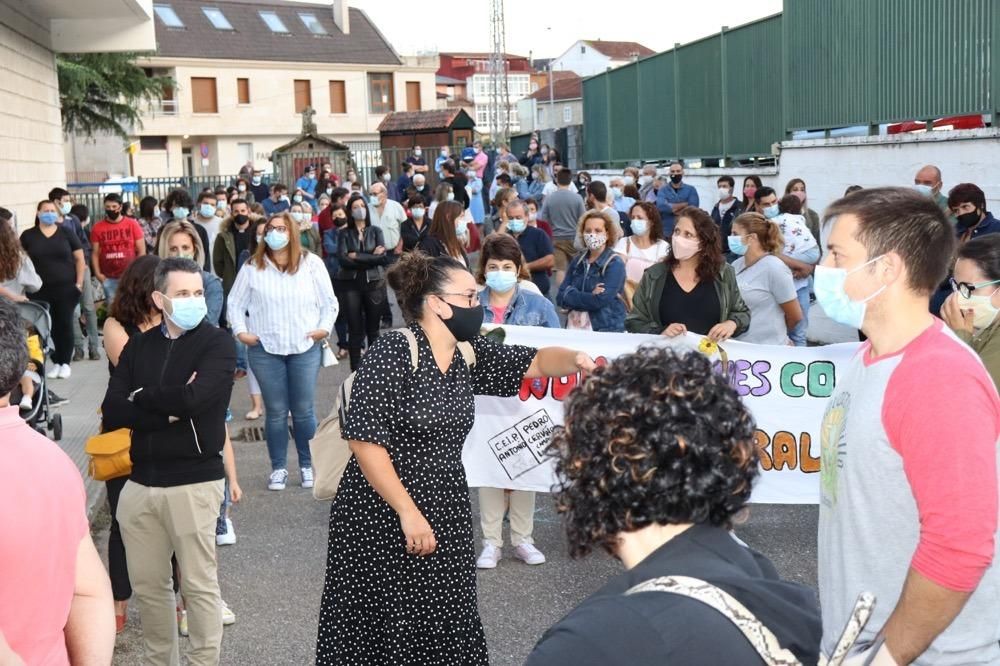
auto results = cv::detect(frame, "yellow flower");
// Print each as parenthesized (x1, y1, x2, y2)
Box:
(698, 337, 718, 356)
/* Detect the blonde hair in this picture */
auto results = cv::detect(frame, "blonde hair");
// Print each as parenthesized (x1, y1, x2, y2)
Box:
(732, 212, 784, 255)
(576, 209, 622, 247)
(252, 212, 304, 274)
(157, 220, 206, 266)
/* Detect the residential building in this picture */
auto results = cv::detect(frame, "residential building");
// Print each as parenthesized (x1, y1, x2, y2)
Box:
(1, 0, 155, 224)
(437, 52, 532, 136)
(66, 0, 437, 179)
(550, 39, 655, 77)
(517, 75, 583, 133)
(434, 74, 474, 119)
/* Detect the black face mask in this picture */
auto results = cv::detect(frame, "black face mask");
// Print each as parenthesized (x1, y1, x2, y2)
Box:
(670, 174, 683, 184)
(234, 214, 249, 226)
(333, 216, 347, 228)
(105, 209, 120, 220)
(437, 300, 483, 342)
(956, 210, 981, 230)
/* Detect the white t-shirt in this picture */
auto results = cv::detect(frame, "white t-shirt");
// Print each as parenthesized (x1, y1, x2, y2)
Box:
(732, 254, 798, 345)
(775, 213, 818, 291)
(613, 236, 670, 283)
(542, 181, 559, 198)
(369, 199, 407, 249)
(195, 216, 221, 272)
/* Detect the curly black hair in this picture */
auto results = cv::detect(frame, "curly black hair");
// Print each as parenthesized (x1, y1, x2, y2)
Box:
(549, 346, 759, 559)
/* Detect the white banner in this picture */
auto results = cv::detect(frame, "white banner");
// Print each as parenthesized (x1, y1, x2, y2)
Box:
(463, 326, 859, 504)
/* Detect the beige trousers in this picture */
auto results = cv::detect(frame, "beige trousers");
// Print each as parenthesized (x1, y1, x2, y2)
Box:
(117, 479, 225, 666)
(478, 487, 537, 547)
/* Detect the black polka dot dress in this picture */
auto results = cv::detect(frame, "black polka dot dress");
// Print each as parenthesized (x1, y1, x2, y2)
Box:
(316, 323, 537, 665)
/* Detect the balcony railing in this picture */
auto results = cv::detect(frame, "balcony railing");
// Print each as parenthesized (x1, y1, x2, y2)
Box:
(148, 99, 178, 118)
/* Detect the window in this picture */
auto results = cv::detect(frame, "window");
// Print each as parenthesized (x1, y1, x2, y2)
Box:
(329, 80, 346, 113)
(563, 105, 573, 123)
(237, 78, 250, 104)
(153, 4, 184, 27)
(476, 107, 488, 126)
(406, 82, 421, 111)
(367, 73, 394, 114)
(258, 10, 288, 33)
(580, 45, 586, 54)
(237, 142, 253, 166)
(538, 107, 546, 125)
(139, 136, 168, 150)
(294, 80, 312, 113)
(201, 7, 232, 30)
(298, 12, 327, 35)
(191, 77, 218, 113)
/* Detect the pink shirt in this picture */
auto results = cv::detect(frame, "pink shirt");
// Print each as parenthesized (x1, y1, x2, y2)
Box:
(0, 406, 88, 665)
(472, 151, 488, 179)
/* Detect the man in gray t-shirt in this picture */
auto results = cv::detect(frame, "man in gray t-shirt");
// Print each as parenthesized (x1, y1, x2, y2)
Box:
(539, 168, 585, 290)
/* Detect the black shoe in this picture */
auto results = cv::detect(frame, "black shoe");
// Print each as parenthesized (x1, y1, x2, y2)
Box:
(88, 348, 101, 361)
(73, 348, 84, 362)
(47, 390, 69, 408)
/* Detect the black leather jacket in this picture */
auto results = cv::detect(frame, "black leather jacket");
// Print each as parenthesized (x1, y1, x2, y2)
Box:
(336, 224, 391, 283)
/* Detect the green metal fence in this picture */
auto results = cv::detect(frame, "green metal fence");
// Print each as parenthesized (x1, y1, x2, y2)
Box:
(583, 1, 1000, 166)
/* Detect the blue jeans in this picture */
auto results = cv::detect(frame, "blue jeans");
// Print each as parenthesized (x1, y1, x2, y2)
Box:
(234, 338, 248, 372)
(247, 342, 321, 471)
(102, 277, 119, 304)
(789, 285, 811, 347)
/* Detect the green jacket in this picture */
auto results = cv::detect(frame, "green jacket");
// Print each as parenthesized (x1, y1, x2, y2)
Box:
(625, 261, 751, 336)
(955, 318, 1000, 391)
(212, 214, 260, 295)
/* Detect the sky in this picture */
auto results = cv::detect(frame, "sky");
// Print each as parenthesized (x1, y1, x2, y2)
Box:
(300, 0, 783, 61)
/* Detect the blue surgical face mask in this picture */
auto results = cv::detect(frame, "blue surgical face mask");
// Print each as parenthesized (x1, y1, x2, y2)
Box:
(163, 295, 207, 331)
(486, 269, 518, 293)
(60, 202, 72, 215)
(610, 187, 622, 199)
(507, 218, 526, 234)
(446, 192, 455, 201)
(199, 203, 216, 218)
(813, 256, 886, 329)
(172, 207, 190, 220)
(455, 221, 467, 236)
(368, 195, 380, 207)
(38, 211, 59, 226)
(630, 218, 649, 236)
(728, 235, 748, 255)
(264, 229, 289, 250)
(763, 204, 780, 219)
(412, 207, 425, 219)
(913, 184, 934, 197)
(293, 194, 303, 204)
(291, 212, 305, 223)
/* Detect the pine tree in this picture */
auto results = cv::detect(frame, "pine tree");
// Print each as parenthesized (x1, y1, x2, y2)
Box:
(57, 52, 172, 140)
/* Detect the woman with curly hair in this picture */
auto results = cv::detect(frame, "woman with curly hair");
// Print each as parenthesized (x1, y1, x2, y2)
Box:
(526, 346, 821, 665)
(0, 215, 41, 302)
(626, 207, 749, 341)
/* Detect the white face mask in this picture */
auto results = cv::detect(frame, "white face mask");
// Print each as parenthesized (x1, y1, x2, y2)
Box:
(719, 187, 732, 200)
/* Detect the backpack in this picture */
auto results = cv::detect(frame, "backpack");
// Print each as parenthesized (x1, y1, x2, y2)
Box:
(309, 328, 475, 500)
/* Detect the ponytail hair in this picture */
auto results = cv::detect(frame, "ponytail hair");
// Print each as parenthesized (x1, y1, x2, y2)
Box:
(732, 212, 784, 255)
(387, 251, 467, 322)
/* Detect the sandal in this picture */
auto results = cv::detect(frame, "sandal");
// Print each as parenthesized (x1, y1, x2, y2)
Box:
(245, 409, 261, 420)
(336, 349, 348, 360)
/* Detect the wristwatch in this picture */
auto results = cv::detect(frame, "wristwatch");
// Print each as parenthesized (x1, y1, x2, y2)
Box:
(128, 387, 144, 403)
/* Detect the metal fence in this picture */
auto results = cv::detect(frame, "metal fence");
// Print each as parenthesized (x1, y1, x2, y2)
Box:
(583, 0, 1000, 166)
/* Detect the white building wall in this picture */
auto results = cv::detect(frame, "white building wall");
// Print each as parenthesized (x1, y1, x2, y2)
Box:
(0, 1, 65, 227)
(551, 41, 612, 77)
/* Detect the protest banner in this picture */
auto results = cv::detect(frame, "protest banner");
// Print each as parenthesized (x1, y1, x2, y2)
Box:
(462, 325, 859, 504)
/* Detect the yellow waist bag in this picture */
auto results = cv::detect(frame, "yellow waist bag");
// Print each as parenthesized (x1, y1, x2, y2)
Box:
(84, 429, 132, 481)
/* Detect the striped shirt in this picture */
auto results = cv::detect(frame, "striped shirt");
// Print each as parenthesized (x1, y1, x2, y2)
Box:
(227, 252, 337, 356)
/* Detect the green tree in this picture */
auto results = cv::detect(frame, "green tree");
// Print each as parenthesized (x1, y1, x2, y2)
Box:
(57, 52, 171, 140)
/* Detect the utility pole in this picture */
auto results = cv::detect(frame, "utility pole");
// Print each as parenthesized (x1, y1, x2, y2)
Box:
(487, 0, 510, 144)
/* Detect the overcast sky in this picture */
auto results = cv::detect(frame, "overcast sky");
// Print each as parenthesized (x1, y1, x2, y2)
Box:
(301, 0, 783, 61)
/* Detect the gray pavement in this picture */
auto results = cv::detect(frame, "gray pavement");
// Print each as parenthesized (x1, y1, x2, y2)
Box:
(57, 305, 843, 665)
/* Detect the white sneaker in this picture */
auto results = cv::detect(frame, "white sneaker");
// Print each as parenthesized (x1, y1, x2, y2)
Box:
(476, 543, 502, 569)
(46, 365, 60, 380)
(216, 518, 236, 546)
(18, 394, 32, 411)
(221, 600, 236, 626)
(514, 543, 546, 565)
(300, 467, 314, 489)
(57, 364, 71, 379)
(268, 468, 288, 491)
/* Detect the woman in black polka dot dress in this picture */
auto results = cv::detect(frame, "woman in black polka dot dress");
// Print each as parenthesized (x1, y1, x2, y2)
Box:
(316, 252, 595, 665)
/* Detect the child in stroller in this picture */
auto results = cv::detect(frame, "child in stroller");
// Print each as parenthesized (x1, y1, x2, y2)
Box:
(16, 329, 43, 411)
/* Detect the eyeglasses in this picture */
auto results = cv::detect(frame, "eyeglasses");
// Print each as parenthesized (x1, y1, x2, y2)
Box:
(950, 277, 1000, 299)
(267, 225, 288, 233)
(435, 291, 480, 308)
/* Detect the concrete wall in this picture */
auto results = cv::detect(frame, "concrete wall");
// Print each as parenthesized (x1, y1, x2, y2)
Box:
(589, 128, 1000, 226)
(0, 1, 65, 227)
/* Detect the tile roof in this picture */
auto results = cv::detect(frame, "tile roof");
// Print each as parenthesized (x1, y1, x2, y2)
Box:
(377, 109, 472, 132)
(527, 75, 582, 102)
(583, 40, 655, 60)
(152, 0, 400, 65)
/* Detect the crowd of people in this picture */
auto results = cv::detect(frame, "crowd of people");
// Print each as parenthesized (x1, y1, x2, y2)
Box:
(1, 144, 999, 666)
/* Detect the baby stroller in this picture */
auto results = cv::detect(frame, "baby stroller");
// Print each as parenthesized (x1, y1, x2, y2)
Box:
(12, 301, 63, 441)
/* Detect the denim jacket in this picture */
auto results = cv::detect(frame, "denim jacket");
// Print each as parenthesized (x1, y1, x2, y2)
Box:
(479, 284, 560, 328)
(556, 248, 627, 332)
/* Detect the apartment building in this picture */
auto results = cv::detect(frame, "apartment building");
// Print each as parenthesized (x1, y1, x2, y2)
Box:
(437, 52, 532, 136)
(116, 0, 437, 177)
